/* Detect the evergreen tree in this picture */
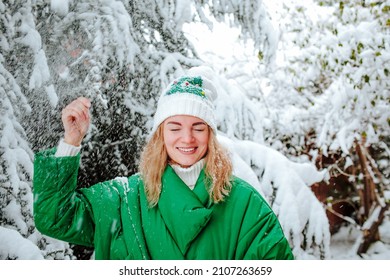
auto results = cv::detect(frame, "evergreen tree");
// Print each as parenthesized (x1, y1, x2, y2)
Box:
(0, 0, 73, 259)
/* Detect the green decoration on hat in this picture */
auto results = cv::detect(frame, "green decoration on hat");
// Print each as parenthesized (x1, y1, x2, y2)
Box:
(165, 76, 206, 98)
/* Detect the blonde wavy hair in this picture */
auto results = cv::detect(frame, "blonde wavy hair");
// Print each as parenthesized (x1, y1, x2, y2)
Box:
(139, 125, 233, 207)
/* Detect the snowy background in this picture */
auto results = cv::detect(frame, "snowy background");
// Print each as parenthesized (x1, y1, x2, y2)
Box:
(0, 0, 389, 260)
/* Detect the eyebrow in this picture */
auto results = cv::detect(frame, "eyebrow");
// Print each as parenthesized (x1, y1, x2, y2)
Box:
(166, 121, 206, 126)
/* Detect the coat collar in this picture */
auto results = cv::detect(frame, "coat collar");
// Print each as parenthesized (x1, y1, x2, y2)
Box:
(158, 165, 213, 255)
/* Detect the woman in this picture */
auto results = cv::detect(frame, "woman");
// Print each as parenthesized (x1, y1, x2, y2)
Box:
(33, 67, 294, 260)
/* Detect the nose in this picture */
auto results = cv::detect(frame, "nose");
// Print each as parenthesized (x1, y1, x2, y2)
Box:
(182, 129, 195, 143)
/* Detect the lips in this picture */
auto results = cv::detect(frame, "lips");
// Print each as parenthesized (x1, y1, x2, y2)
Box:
(177, 147, 197, 153)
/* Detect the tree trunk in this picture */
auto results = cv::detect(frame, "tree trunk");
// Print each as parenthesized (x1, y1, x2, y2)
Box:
(357, 204, 389, 255)
(355, 139, 389, 255)
(355, 140, 376, 220)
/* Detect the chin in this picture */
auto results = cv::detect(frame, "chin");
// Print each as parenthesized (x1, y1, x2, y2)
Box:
(176, 159, 197, 168)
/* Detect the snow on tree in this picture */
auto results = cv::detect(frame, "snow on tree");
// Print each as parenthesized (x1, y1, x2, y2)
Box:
(0, 0, 333, 259)
(265, 0, 389, 254)
(0, 56, 38, 259)
(0, 0, 73, 259)
(261, 0, 389, 163)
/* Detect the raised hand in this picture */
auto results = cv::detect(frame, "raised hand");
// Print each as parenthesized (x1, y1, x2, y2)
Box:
(61, 97, 91, 147)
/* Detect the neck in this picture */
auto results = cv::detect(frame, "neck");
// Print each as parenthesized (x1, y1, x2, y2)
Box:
(170, 159, 205, 190)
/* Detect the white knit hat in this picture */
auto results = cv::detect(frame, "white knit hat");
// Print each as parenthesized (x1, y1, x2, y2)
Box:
(151, 66, 218, 135)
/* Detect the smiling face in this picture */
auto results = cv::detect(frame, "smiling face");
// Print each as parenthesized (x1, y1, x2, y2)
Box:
(163, 115, 210, 168)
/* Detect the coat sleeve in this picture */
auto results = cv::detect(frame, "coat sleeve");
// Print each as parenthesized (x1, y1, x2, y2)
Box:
(33, 149, 95, 247)
(234, 182, 294, 260)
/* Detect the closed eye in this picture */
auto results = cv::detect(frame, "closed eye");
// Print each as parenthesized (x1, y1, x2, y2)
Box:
(193, 123, 207, 132)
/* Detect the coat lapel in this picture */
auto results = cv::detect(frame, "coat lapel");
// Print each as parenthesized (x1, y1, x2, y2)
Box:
(158, 166, 213, 255)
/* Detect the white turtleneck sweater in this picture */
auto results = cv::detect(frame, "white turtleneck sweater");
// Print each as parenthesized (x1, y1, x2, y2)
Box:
(55, 139, 81, 157)
(55, 139, 204, 190)
(170, 159, 205, 190)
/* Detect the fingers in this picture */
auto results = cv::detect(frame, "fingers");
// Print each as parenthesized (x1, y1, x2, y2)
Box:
(68, 97, 91, 115)
(77, 97, 91, 109)
(62, 97, 91, 122)
(61, 97, 92, 146)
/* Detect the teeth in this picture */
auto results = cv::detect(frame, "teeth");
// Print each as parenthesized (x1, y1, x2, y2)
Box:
(178, 147, 195, 152)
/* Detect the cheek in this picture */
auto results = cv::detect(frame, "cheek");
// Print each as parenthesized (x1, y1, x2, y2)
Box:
(198, 133, 209, 147)
(163, 129, 170, 143)
(163, 131, 176, 148)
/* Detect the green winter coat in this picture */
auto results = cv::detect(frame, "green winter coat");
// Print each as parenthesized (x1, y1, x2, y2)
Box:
(33, 149, 294, 260)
